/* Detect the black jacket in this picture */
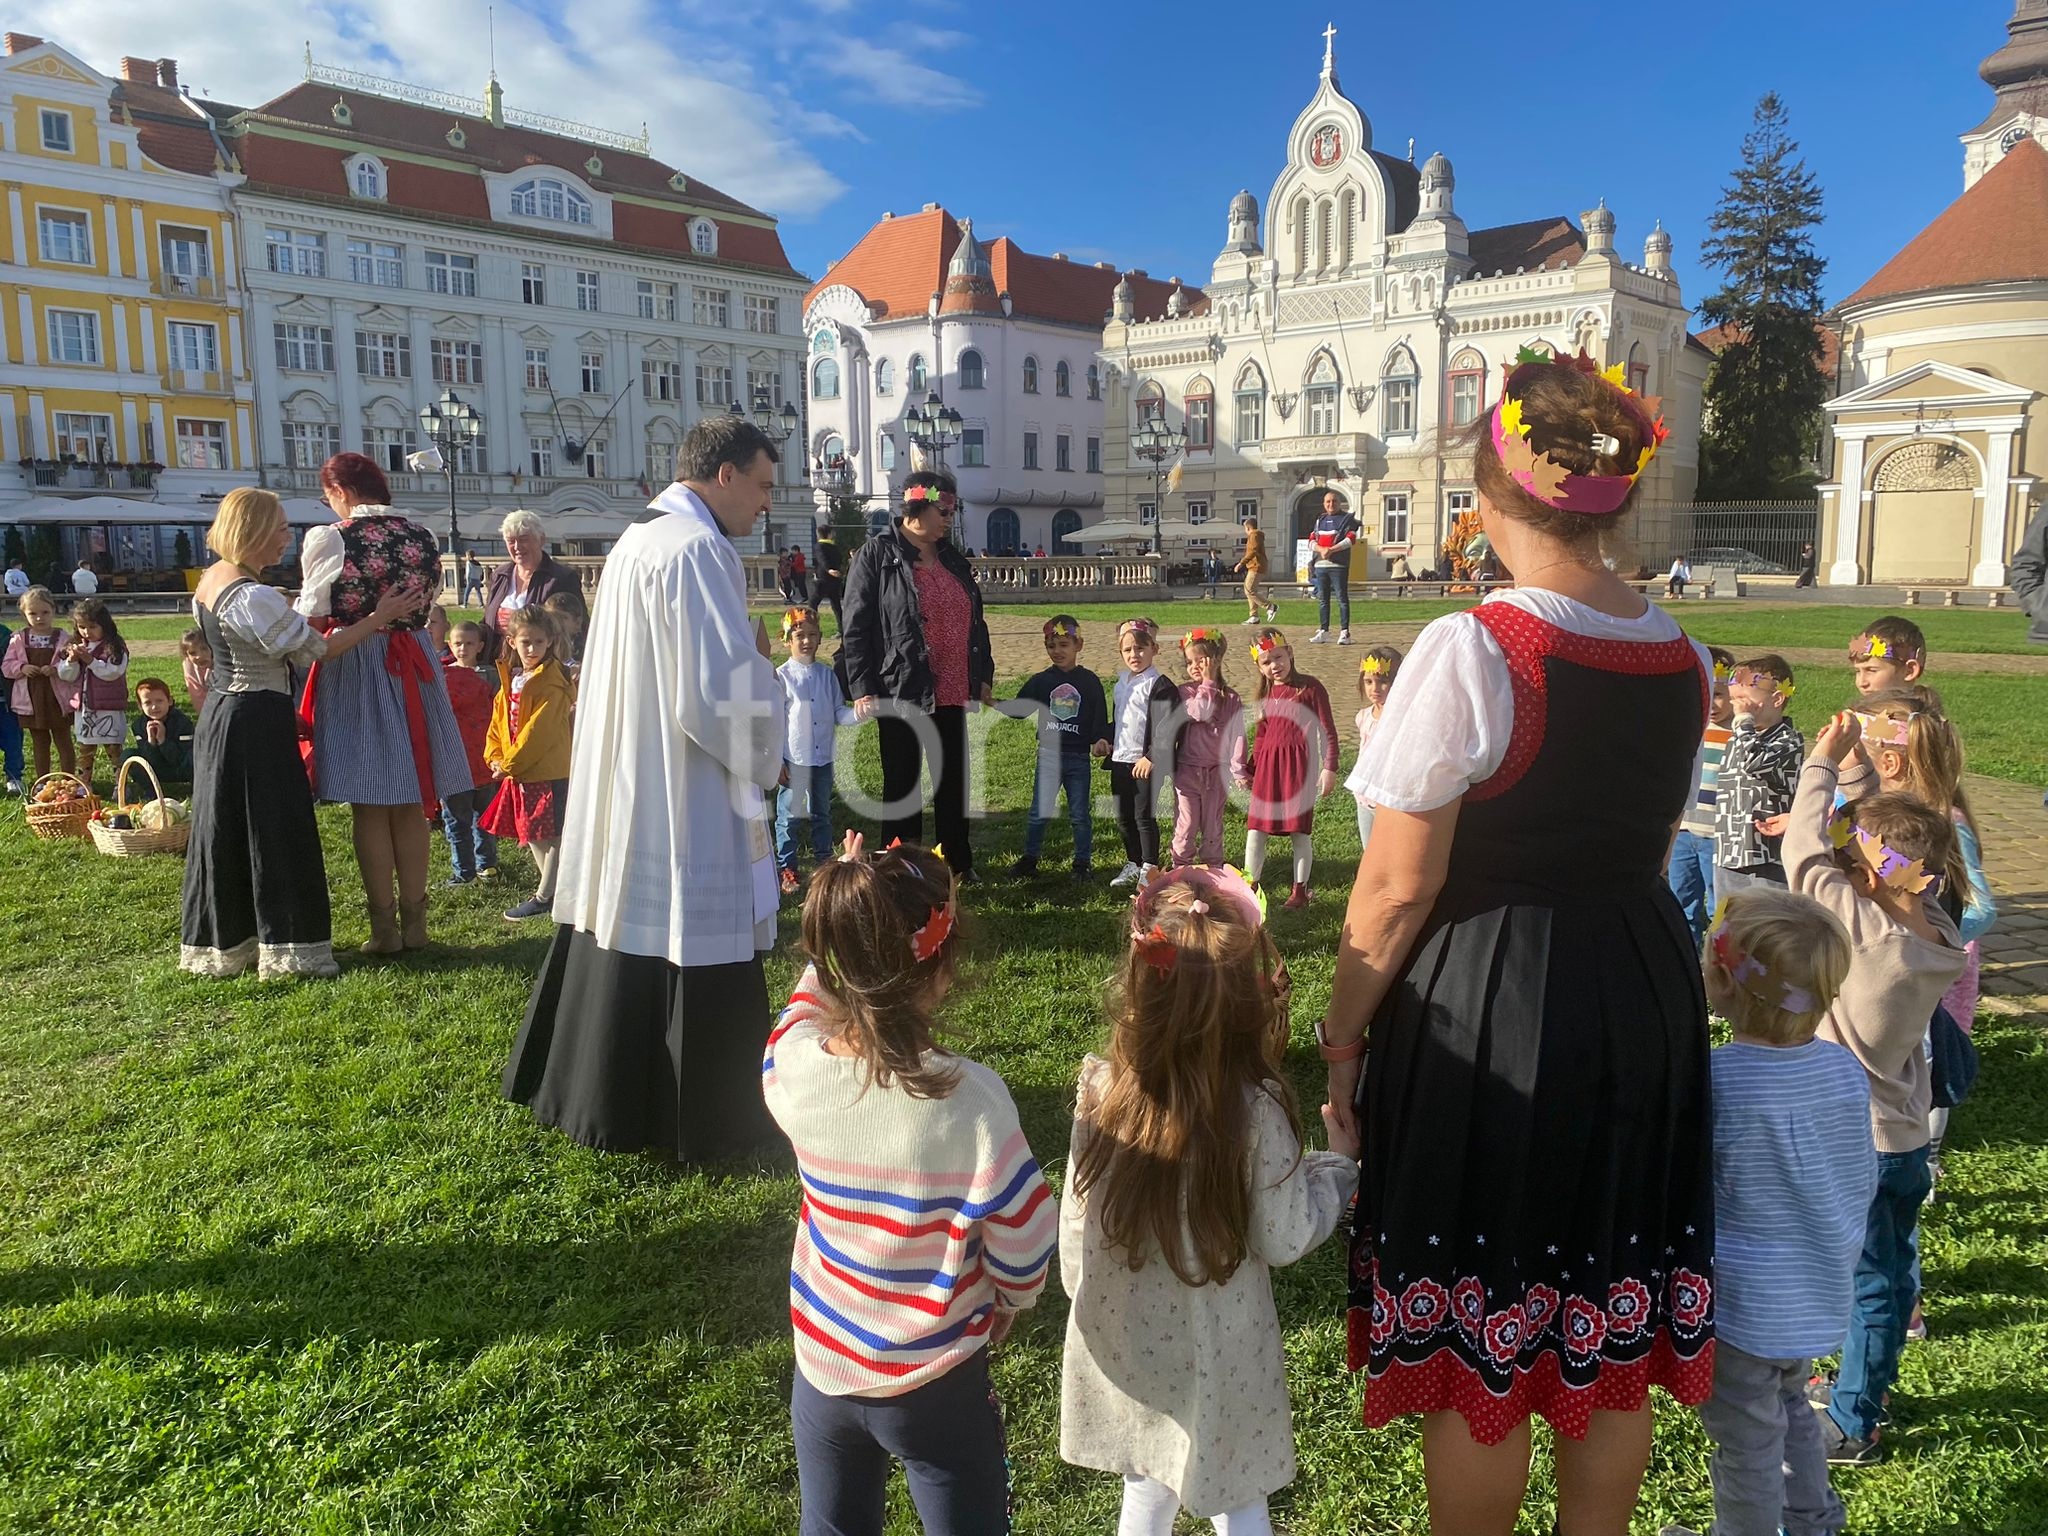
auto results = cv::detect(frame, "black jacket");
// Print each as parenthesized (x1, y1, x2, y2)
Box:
(2012, 502, 2048, 645)
(839, 524, 994, 708)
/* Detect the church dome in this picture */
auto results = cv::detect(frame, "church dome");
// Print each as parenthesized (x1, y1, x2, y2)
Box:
(1982, 0, 2048, 90)
(1230, 188, 1258, 217)
(1422, 150, 1453, 179)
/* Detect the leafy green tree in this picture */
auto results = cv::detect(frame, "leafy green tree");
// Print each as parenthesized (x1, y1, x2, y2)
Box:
(1697, 93, 1830, 500)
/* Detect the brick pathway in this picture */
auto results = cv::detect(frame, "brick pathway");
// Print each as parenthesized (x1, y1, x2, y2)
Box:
(1966, 774, 2048, 1011)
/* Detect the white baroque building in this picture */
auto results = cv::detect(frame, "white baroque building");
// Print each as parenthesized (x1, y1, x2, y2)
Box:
(803, 205, 1193, 553)
(223, 57, 810, 553)
(1099, 33, 1706, 574)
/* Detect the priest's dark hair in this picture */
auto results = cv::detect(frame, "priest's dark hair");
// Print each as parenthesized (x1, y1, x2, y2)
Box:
(676, 415, 780, 483)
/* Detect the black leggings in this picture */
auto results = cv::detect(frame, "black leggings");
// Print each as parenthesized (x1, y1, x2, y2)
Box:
(1110, 759, 1159, 868)
(877, 705, 972, 875)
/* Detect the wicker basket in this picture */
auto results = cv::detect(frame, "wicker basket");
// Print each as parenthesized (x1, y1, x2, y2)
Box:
(24, 772, 100, 840)
(88, 756, 190, 857)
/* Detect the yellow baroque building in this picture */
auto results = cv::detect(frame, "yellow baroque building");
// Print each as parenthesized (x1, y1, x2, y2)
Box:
(0, 35, 256, 563)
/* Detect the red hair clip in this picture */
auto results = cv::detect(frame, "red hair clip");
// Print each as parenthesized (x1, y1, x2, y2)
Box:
(911, 903, 955, 962)
(1136, 924, 1178, 980)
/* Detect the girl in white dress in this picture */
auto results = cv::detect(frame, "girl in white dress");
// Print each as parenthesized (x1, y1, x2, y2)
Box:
(1060, 867, 1358, 1534)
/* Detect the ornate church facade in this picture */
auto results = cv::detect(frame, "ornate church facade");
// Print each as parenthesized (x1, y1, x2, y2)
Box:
(1097, 31, 1704, 576)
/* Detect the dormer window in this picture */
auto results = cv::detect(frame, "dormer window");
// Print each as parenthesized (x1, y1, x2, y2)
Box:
(691, 218, 717, 256)
(446, 125, 467, 149)
(330, 98, 352, 126)
(511, 177, 593, 226)
(39, 109, 73, 153)
(348, 155, 387, 200)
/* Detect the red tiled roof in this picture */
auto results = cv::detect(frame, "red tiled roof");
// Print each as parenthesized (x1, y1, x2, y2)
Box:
(1843, 137, 2048, 307)
(1691, 319, 1842, 380)
(227, 80, 796, 273)
(806, 207, 1199, 327)
(111, 79, 222, 176)
(1466, 217, 1584, 277)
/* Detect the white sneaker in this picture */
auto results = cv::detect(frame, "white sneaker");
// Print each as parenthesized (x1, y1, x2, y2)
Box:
(1309, 629, 1329, 643)
(1337, 628, 1353, 644)
(1108, 861, 1142, 888)
(1240, 615, 1259, 626)
(1264, 605, 1277, 622)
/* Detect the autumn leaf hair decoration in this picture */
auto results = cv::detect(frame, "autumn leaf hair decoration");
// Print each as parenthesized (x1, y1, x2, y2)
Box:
(1489, 346, 1668, 515)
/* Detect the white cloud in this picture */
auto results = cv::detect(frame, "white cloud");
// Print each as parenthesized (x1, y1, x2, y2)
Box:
(12, 0, 848, 216)
(810, 35, 981, 111)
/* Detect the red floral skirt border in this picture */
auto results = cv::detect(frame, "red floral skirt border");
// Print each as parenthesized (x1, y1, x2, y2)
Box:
(1346, 1308, 1714, 1447)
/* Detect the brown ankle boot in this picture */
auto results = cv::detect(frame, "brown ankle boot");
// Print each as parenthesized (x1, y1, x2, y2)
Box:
(362, 901, 403, 955)
(399, 896, 429, 949)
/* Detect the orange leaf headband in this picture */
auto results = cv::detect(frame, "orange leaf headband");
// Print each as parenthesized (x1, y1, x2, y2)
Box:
(1730, 667, 1794, 698)
(1043, 617, 1079, 641)
(834, 831, 959, 962)
(1826, 806, 1939, 895)
(1248, 632, 1285, 662)
(780, 606, 818, 638)
(1181, 626, 1223, 649)
(1488, 348, 1666, 516)
(1851, 709, 1916, 750)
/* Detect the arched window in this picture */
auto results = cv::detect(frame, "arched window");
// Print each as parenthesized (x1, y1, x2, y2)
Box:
(510, 178, 593, 225)
(1055, 360, 1071, 397)
(691, 219, 717, 255)
(1627, 340, 1649, 396)
(811, 329, 836, 354)
(812, 357, 840, 399)
(1381, 345, 1419, 436)
(1293, 195, 1310, 272)
(1136, 380, 1166, 425)
(821, 432, 846, 465)
(986, 506, 1021, 557)
(959, 349, 985, 389)
(907, 353, 928, 392)
(1051, 507, 1082, 553)
(1338, 187, 1356, 268)
(878, 433, 897, 470)
(868, 506, 892, 536)
(1022, 356, 1039, 393)
(1234, 362, 1266, 443)
(1316, 199, 1334, 269)
(875, 358, 895, 396)
(1085, 362, 1100, 399)
(351, 157, 385, 199)
(1305, 353, 1340, 435)
(1446, 348, 1485, 427)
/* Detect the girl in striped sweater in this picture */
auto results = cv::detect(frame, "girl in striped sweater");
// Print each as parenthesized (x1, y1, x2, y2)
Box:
(764, 832, 1056, 1535)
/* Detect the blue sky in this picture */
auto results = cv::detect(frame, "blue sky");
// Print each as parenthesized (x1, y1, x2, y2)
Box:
(37, 0, 2009, 314)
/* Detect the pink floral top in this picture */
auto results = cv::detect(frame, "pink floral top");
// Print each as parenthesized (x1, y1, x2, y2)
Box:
(912, 558, 972, 708)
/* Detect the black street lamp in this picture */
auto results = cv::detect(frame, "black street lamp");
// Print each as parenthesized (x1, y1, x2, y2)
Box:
(417, 388, 482, 553)
(904, 391, 963, 469)
(730, 381, 799, 546)
(1130, 414, 1185, 557)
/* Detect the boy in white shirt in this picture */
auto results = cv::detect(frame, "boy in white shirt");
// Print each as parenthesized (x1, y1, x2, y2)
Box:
(775, 607, 856, 897)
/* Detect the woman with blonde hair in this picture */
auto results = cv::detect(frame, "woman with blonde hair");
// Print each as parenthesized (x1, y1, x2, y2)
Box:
(181, 488, 421, 978)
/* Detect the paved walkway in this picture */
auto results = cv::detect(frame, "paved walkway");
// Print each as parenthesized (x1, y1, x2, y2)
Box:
(1966, 774, 2048, 1012)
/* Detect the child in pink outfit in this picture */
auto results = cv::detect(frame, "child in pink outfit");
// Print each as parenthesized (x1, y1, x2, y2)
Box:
(1170, 627, 1246, 869)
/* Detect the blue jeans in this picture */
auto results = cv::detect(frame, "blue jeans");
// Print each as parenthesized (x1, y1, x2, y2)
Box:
(441, 785, 499, 879)
(0, 709, 21, 783)
(1829, 1144, 1932, 1441)
(791, 1347, 1009, 1536)
(1024, 748, 1093, 867)
(1667, 828, 1716, 941)
(777, 762, 837, 871)
(1314, 563, 1351, 630)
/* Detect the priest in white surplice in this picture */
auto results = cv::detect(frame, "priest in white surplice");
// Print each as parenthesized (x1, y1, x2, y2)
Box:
(503, 416, 786, 1161)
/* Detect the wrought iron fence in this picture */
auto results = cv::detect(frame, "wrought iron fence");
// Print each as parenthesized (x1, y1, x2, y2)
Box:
(1648, 501, 1820, 576)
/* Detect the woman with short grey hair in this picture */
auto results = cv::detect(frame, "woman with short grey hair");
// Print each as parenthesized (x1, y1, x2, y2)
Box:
(481, 509, 578, 663)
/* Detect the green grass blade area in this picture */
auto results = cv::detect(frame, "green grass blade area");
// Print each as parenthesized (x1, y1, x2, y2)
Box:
(3, 616, 2046, 1531)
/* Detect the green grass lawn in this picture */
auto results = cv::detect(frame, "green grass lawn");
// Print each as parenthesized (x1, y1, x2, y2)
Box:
(5, 628, 2047, 1533)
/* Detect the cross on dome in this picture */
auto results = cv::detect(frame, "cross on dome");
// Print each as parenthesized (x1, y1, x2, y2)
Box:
(1322, 21, 1337, 72)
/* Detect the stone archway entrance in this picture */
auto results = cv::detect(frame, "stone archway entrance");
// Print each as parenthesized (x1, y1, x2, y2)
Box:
(1867, 440, 1978, 583)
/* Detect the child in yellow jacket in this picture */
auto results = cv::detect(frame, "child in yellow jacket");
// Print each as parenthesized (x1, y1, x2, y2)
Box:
(481, 608, 576, 921)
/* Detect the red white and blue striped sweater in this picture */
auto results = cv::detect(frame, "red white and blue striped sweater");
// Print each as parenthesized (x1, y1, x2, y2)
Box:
(762, 967, 1058, 1397)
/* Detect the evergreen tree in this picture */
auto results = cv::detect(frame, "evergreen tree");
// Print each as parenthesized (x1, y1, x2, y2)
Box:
(1697, 93, 1830, 500)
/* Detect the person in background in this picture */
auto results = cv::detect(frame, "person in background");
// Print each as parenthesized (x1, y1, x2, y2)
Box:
(764, 836, 1056, 1534)
(128, 677, 195, 786)
(1848, 617, 1927, 696)
(481, 607, 576, 922)
(776, 544, 797, 603)
(0, 614, 21, 794)
(440, 621, 500, 887)
(1202, 551, 1224, 600)
(539, 590, 587, 675)
(3, 586, 74, 779)
(1241, 627, 1338, 909)
(1796, 541, 1818, 589)
(2008, 499, 2048, 806)
(70, 557, 100, 596)
(1668, 647, 1736, 944)
(1715, 656, 1803, 897)
(3, 558, 29, 599)
(481, 509, 578, 665)
(1667, 554, 1692, 598)
(1388, 549, 1415, 582)
(1168, 627, 1246, 872)
(813, 527, 846, 634)
(180, 627, 213, 717)
(788, 542, 809, 602)
(1308, 488, 1362, 644)
(1234, 516, 1276, 626)
(461, 551, 486, 607)
(1342, 645, 1404, 851)
(1106, 618, 1174, 890)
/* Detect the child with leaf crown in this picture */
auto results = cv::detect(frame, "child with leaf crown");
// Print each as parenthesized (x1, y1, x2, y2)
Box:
(1060, 866, 1355, 1534)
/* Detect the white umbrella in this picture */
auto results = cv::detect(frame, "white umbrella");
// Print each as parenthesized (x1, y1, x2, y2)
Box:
(1081, 518, 1157, 544)
(6, 495, 172, 524)
(279, 497, 340, 526)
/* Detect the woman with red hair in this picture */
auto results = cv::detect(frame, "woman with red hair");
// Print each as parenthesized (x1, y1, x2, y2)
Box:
(297, 452, 472, 953)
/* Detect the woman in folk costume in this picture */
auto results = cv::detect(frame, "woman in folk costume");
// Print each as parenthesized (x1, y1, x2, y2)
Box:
(1320, 351, 1713, 1536)
(297, 452, 472, 953)
(504, 417, 786, 1163)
